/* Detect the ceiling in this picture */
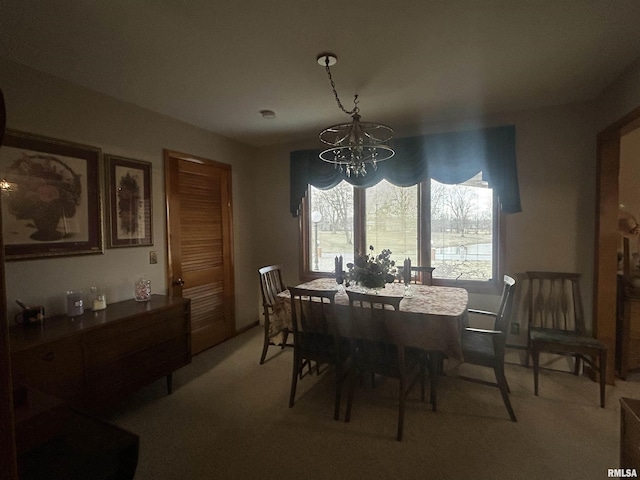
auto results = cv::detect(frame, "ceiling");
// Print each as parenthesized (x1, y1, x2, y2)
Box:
(1, 1, 640, 147)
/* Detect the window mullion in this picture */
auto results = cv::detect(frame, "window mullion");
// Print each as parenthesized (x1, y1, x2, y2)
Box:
(418, 180, 430, 268)
(354, 186, 366, 255)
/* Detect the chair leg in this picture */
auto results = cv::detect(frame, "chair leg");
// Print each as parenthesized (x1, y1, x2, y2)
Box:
(289, 353, 300, 408)
(420, 357, 426, 402)
(495, 366, 517, 422)
(599, 350, 607, 408)
(397, 376, 406, 441)
(281, 329, 289, 349)
(260, 321, 271, 365)
(573, 354, 581, 376)
(345, 369, 359, 423)
(334, 364, 342, 421)
(429, 352, 441, 412)
(533, 347, 540, 396)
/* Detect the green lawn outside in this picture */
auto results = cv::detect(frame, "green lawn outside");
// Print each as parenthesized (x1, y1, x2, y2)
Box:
(313, 230, 493, 280)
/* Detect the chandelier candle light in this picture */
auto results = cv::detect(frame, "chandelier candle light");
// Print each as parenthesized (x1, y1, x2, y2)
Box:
(317, 53, 394, 177)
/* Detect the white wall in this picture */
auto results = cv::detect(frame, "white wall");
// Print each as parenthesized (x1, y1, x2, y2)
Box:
(0, 58, 260, 330)
(597, 55, 640, 130)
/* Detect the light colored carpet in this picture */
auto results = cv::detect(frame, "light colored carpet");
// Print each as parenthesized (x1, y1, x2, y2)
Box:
(103, 326, 640, 480)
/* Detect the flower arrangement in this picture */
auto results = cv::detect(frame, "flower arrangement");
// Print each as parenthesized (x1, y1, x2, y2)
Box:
(346, 245, 397, 290)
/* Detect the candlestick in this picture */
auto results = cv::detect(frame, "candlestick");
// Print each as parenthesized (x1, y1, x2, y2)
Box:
(404, 258, 411, 284)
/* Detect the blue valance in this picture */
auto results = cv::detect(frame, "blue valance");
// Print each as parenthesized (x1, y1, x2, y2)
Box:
(290, 125, 520, 215)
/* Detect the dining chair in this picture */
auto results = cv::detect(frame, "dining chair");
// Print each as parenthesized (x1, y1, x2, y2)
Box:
(525, 271, 607, 408)
(344, 290, 425, 441)
(410, 266, 435, 285)
(398, 265, 436, 285)
(258, 265, 291, 364)
(287, 287, 350, 420)
(458, 274, 517, 422)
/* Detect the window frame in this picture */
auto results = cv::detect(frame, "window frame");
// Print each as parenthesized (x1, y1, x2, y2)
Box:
(299, 179, 505, 295)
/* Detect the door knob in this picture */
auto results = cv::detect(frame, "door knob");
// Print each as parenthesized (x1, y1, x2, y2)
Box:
(173, 278, 185, 287)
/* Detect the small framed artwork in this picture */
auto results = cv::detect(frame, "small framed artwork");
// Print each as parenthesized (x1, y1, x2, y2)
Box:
(105, 154, 153, 247)
(0, 130, 103, 260)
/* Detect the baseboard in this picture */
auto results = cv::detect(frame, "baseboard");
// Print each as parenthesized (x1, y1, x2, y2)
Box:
(236, 321, 259, 336)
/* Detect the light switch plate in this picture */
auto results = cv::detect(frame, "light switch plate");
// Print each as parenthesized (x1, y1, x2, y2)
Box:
(150, 251, 157, 264)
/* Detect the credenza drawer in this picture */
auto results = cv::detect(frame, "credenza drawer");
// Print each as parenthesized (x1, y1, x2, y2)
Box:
(84, 310, 188, 368)
(86, 336, 189, 395)
(621, 397, 640, 469)
(11, 336, 84, 402)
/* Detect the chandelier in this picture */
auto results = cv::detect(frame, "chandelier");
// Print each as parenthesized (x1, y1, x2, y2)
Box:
(317, 53, 394, 177)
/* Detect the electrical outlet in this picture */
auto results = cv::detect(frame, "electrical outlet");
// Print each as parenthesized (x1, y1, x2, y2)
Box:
(510, 322, 520, 335)
(149, 251, 157, 264)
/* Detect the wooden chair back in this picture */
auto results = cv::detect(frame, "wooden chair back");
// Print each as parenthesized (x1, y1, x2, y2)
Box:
(411, 266, 435, 285)
(259, 265, 285, 310)
(345, 291, 403, 369)
(288, 287, 339, 354)
(492, 274, 517, 351)
(398, 265, 435, 285)
(526, 271, 586, 335)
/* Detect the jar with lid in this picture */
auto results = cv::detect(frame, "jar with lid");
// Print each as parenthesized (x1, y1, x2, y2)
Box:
(134, 275, 151, 302)
(91, 286, 107, 311)
(66, 290, 84, 316)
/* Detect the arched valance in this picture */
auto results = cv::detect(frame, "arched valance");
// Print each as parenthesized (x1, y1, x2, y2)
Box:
(290, 125, 520, 215)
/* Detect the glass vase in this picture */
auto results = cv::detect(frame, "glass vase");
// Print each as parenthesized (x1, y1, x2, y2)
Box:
(135, 276, 151, 302)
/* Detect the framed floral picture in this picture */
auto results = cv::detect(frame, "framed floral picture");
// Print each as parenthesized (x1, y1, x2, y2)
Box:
(0, 130, 103, 260)
(105, 154, 153, 248)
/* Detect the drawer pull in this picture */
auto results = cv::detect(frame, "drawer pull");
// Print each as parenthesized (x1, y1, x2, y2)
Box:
(42, 351, 56, 361)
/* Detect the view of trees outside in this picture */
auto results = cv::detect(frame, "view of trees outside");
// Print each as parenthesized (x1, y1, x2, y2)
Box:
(366, 181, 418, 265)
(308, 182, 353, 271)
(430, 176, 493, 280)
(308, 174, 493, 281)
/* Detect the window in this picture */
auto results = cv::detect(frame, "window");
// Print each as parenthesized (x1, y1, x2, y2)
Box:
(366, 180, 418, 266)
(307, 181, 354, 272)
(302, 173, 502, 293)
(430, 175, 495, 282)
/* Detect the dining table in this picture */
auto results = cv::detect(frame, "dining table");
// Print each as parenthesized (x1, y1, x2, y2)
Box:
(272, 277, 469, 367)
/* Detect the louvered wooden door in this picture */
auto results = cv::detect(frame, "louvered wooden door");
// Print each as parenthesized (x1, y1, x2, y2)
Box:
(165, 150, 235, 355)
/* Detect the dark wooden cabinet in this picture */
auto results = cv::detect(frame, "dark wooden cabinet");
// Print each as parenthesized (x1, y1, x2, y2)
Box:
(620, 397, 640, 469)
(619, 295, 640, 377)
(10, 295, 191, 410)
(617, 274, 640, 378)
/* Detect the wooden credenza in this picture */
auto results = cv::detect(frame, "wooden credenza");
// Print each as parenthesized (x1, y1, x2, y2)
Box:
(10, 295, 191, 410)
(617, 288, 640, 379)
(620, 397, 640, 469)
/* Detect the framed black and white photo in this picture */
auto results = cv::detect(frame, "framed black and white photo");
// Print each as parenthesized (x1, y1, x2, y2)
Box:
(0, 130, 103, 260)
(105, 154, 153, 248)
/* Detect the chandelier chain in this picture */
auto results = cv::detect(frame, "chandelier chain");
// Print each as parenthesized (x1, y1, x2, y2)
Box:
(324, 60, 358, 116)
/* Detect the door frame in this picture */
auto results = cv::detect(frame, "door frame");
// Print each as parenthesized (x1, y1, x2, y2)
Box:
(594, 105, 640, 384)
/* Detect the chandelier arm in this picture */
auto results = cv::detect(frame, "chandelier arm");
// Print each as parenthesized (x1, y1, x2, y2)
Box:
(324, 57, 358, 116)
